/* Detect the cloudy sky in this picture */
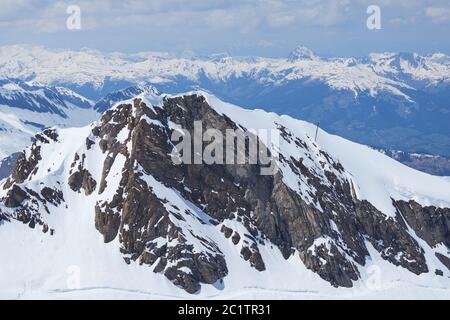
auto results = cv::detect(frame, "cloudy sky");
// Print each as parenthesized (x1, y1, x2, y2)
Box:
(1, 0, 449, 57)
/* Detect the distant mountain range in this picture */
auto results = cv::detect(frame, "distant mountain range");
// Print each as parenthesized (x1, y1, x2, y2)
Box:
(0, 45, 449, 177)
(0, 78, 99, 159)
(0, 45, 448, 158)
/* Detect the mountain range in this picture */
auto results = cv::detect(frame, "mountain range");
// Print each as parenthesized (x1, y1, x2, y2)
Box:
(0, 91, 449, 299)
(0, 45, 449, 158)
(0, 78, 99, 160)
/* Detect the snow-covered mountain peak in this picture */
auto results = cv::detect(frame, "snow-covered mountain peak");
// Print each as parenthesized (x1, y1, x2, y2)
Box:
(206, 52, 231, 62)
(368, 51, 450, 84)
(1, 91, 449, 298)
(94, 83, 159, 112)
(429, 52, 450, 64)
(288, 45, 318, 61)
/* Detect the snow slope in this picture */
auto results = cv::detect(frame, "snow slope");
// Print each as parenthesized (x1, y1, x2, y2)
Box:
(0, 91, 449, 299)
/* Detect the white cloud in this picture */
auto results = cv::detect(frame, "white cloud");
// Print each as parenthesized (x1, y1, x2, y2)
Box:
(0, 0, 353, 32)
(426, 6, 450, 23)
(0, 0, 449, 34)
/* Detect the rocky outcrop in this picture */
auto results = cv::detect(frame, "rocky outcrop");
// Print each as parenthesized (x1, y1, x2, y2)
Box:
(68, 169, 97, 195)
(3, 129, 58, 189)
(40, 187, 64, 207)
(356, 200, 428, 275)
(436, 253, 450, 272)
(95, 203, 121, 243)
(68, 153, 97, 195)
(394, 200, 450, 248)
(4, 185, 29, 208)
(1, 183, 62, 233)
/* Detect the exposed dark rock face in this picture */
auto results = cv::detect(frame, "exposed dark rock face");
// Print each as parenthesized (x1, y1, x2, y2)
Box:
(357, 200, 428, 274)
(3, 129, 58, 189)
(4, 185, 29, 208)
(68, 169, 97, 195)
(300, 242, 359, 288)
(1, 93, 449, 293)
(40, 187, 64, 207)
(68, 153, 97, 196)
(436, 253, 450, 272)
(220, 225, 233, 238)
(164, 253, 227, 294)
(394, 200, 450, 248)
(84, 98, 229, 292)
(0, 183, 63, 233)
(231, 232, 241, 245)
(95, 203, 121, 243)
(249, 250, 265, 272)
(6, 151, 40, 189)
